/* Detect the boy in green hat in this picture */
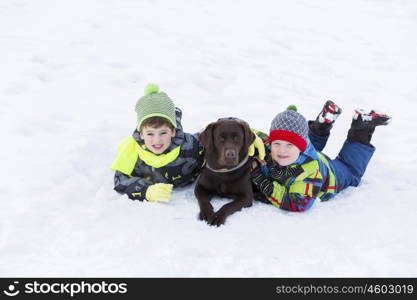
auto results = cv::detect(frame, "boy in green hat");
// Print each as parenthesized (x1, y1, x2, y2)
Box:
(111, 84, 204, 202)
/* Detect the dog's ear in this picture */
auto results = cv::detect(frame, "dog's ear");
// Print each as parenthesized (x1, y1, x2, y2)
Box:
(241, 122, 256, 151)
(199, 122, 217, 155)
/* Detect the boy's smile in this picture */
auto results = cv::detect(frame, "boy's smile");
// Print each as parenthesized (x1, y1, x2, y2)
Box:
(140, 125, 176, 154)
(152, 144, 164, 151)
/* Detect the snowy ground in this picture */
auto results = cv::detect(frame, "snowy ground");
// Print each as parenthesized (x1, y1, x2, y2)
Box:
(1, 0, 417, 277)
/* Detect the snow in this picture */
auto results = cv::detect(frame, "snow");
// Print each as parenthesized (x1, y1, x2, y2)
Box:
(1, 0, 417, 277)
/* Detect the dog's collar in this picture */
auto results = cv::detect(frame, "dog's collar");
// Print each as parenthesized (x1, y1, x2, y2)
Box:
(205, 156, 250, 173)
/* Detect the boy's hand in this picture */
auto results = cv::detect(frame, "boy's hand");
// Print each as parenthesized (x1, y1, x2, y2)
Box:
(146, 183, 173, 202)
(248, 134, 266, 161)
(251, 157, 266, 170)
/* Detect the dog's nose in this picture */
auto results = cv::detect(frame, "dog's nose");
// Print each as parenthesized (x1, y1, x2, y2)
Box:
(225, 149, 236, 159)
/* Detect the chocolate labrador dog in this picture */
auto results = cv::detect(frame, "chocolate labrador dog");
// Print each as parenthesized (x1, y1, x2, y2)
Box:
(195, 118, 256, 226)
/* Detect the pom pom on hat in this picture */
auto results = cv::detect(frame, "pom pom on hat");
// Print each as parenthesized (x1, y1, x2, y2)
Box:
(287, 105, 297, 111)
(144, 83, 160, 96)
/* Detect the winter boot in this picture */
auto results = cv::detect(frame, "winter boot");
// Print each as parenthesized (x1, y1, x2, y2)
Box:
(351, 109, 391, 130)
(310, 100, 342, 136)
(347, 109, 391, 145)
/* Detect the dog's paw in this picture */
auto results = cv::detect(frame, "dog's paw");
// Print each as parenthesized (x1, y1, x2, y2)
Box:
(199, 209, 214, 222)
(209, 211, 227, 227)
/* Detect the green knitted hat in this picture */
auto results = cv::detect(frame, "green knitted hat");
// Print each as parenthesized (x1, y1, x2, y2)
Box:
(135, 83, 177, 130)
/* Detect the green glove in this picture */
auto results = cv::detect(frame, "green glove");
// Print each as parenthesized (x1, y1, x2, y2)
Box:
(248, 133, 266, 161)
(146, 183, 173, 202)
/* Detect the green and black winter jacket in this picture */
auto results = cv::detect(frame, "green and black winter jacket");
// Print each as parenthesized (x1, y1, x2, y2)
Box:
(111, 109, 204, 201)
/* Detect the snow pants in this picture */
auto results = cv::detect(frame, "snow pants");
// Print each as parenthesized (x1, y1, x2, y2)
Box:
(308, 124, 375, 191)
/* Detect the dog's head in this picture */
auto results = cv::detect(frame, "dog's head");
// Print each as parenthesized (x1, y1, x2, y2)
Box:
(199, 119, 256, 169)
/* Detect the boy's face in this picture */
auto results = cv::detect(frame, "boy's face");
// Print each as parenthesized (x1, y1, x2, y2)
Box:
(270, 140, 301, 166)
(140, 125, 176, 154)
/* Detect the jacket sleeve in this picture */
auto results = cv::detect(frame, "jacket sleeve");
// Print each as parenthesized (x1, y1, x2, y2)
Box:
(251, 164, 321, 212)
(114, 171, 153, 201)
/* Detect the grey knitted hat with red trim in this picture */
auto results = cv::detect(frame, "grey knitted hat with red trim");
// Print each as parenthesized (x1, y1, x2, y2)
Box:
(269, 106, 308, 151)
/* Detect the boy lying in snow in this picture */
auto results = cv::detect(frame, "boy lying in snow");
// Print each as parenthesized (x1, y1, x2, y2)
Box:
(111, 84, 204, 202)
(251, 102, 391, 212)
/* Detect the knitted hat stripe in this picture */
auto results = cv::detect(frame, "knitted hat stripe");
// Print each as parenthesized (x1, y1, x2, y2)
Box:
(137, 113, 175, 129)
(268, 129, 307, 152)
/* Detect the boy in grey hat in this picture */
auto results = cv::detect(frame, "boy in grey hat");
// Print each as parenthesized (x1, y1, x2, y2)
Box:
(251, 101, 390, 211)
(111, 84, 204, 202)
